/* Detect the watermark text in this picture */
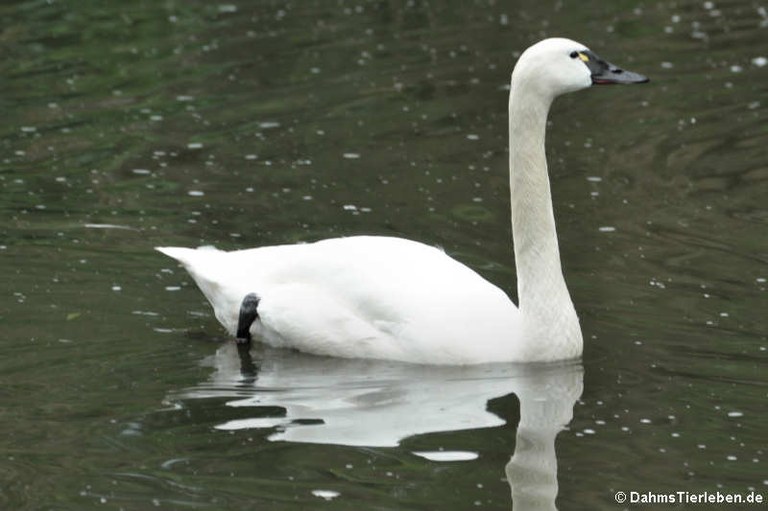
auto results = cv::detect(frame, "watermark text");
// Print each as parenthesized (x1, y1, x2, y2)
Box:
(614, 490, 763, 505)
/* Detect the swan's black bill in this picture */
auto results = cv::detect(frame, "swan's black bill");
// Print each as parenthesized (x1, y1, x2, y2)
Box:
(579, 50, 649, 85)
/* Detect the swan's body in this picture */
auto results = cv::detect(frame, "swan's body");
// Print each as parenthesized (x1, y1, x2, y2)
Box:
(157, 38, 647, 365)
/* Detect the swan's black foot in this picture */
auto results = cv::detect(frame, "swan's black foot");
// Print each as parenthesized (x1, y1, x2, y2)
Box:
(236, 293, 260, 344)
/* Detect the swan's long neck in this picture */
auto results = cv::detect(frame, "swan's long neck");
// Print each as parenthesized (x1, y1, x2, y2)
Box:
(508, 78, 581, 352)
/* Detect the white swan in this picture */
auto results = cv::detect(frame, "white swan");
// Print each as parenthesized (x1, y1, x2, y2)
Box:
(157, 38, 647, 365)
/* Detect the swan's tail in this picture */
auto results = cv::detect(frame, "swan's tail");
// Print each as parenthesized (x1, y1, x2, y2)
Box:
(156, 246, 198, 266)
(156, 245, 222, 266)
(155, 246, 231, 322)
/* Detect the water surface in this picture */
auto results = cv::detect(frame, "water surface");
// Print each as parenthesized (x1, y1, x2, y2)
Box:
(1, 0, 766, 509)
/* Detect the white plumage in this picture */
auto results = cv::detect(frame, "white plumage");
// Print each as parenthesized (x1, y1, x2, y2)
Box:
(157, 38, 647, 364)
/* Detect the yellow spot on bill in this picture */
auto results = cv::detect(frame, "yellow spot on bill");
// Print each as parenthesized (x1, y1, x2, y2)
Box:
(578, 53, 589, 62)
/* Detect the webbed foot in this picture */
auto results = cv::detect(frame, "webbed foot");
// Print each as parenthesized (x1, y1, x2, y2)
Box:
(236, 293, 260, 344)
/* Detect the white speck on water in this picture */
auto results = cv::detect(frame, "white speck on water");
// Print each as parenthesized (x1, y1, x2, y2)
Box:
(164, 286, 181, 291)
(188, 190, 205, 197)
(176, 95, 194, 102)
(187, 142, 203, 149)
(661, 62, 674, 69)
(727, 411, 744, 418)
(753, 57, 768, 67)
(598, 226, 616, 232)
(640, 418, 652, 424)
(586, 176, 602, 182)
(311, 490, 340, 501)
(342, 204, 358, 211)
(20, 126, 37, 133)
(583, 428, 596, 435)
(150, 115, 163, 122)
(412, 450, 479, 462)
(111, 285, 122, 292)
(730, 65, 743, 73)
(703, 1, 715, 9)
(466, 134, 480, 140)
(84, 223, 134, 230)
(132, 169, 151, 175)
(726, 455, 737, 461)
(132, 310, 159, 317)
(218, 4, 238, 13)
(245, 154, 258, 160)
(342, 152, 360, 159)
(258, 121, 280, 129)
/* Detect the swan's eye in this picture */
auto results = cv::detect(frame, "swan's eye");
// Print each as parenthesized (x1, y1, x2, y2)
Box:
(570, 51, 579, 59)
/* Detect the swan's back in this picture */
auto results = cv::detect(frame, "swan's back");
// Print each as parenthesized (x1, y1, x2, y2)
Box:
(158, 236, 522, 364)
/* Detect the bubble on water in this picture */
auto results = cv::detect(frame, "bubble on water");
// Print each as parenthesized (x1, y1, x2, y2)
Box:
(176, 95, 194, 102)
(20, 126, 37, 133)
(727, 411, 744, 418)
(164, 286, 181, 291)
(187, 142, 203, 149)
(342, 152, 360, 159)
(752, 56, 768, 67)
(132, 169, 151, 175)
(311, 490, 340, 501)
(111, 285, 122, 292)
(466, 134, 480, 140)
(218, 4, 237, 13)
(586, 176, 602, 182)
(730, 65, 743, 73)
(188, 190, 205, 197)
(598, 226, 616, 233)
(258, 121, 280, 129)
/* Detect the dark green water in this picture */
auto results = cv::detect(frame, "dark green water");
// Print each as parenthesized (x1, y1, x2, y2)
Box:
(1, 1, 766, 509)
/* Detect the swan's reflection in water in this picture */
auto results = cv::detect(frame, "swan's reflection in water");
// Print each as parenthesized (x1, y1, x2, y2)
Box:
(174, 343, 583, 510)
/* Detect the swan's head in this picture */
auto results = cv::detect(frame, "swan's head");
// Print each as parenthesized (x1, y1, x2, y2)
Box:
(512, 38, 648, 98)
